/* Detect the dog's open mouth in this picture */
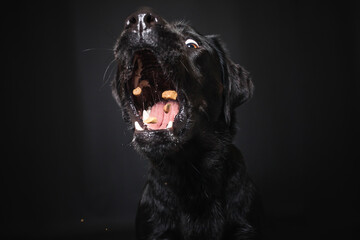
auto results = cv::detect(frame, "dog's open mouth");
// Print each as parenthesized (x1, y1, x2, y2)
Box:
(128, 50, 181, 132)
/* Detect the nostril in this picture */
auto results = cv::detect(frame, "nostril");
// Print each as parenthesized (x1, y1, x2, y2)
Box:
(125, 16, 137, 29)
(129, 16, 137, 24)
(125, 12, 159, 31)
(145, 14, 156, 25)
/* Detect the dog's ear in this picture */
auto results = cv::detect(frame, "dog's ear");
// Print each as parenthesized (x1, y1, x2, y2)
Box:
(207, 35, 254, 125)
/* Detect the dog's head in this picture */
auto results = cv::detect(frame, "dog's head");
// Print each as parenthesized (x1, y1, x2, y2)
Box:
(112, 8, 253, 159)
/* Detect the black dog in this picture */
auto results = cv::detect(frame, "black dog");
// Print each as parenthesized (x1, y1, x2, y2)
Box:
(112, 8, 260, 240)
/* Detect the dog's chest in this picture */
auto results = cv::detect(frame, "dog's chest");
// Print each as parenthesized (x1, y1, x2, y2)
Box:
(178, 210, 224, 240)
(173, 197, 224, 240)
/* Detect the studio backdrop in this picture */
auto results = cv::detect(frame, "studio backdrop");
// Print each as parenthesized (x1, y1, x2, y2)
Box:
(4, 1, 358, 239)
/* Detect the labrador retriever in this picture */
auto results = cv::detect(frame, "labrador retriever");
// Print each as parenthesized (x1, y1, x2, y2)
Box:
(112, 8, 260, 240)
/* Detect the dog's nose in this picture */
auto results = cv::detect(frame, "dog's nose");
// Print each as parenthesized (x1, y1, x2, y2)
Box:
(125, 11, 163, 35)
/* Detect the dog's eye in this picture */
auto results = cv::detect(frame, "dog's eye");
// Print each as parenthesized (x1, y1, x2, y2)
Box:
(185, 39, 199, 49)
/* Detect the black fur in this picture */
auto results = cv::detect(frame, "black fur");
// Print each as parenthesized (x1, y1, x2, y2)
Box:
(112, 8, 260, 240)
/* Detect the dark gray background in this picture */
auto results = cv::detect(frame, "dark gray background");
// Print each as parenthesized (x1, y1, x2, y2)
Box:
(3, 0, 359, 239)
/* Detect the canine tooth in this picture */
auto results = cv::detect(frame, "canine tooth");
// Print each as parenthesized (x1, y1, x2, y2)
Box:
(143, 109, 149, 121)
(135, 121, 144, 131)
(166, 121, 173, 129)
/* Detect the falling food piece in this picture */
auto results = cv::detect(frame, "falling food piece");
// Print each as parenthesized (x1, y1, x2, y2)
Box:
(133, 81, 150, 97)
(133, 87, 141, 96)
(163, 103, 171, 113)
(80, 218, 84, 223)
(139, 80, 150, 88)
(144, 117, 158, 124)
(162, 90, 177, 100)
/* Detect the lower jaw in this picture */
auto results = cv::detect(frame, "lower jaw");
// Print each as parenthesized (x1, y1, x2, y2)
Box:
(134, 121, 174, 132)
(132, 130, 180, 158)
(133, 127, 177, 138)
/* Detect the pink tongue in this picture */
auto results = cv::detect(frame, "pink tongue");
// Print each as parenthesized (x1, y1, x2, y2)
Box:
(147, 100, 179, 130)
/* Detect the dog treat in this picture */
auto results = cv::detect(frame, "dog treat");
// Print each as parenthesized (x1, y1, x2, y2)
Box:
(163, 103, 171, 113)
(139, 80, 150, 88)
(144, 117, 158, 124)
(133, 81, 150, 97)
(162, 90, 177, 100)
(133, 87, 142, 96)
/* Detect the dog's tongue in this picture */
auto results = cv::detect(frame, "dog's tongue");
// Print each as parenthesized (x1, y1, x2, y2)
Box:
(147, 100, 179, 130)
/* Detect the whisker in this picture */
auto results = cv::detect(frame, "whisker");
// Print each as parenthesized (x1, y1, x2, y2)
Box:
(82, 48, 113, 53)
(106, 65, 117, 83)
(180, 60, 190, 74)
(102, 58, 117, 84)
(101, 63, 117, 89)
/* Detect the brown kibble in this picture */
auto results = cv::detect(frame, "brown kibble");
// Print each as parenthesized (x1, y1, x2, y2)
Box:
(133, 81, 150, 96)
(139, 80, 150, 88)
(144, 117, 158, 124)
(162, 90, 177, 100)
(133, 87, 142, 96)
(163, 103, 171, 113)
(80, 218, 84, 223)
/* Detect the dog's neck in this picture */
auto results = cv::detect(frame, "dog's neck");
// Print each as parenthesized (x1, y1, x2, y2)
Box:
(148, 128, 233, 198)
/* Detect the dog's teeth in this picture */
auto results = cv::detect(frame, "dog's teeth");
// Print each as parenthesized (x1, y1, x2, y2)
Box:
(166, 121, 173, 129)
(135, 121, 144, 131)
(143, 109, 149, 121)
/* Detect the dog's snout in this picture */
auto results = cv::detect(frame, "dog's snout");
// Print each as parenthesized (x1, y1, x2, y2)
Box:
(125, 10, 163, 35)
